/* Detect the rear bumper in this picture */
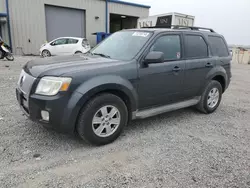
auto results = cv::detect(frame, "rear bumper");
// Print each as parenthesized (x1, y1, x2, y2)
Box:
(16, 88, 84, 134)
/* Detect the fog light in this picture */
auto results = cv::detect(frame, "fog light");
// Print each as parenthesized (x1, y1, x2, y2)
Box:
(41, 110, 49, 121)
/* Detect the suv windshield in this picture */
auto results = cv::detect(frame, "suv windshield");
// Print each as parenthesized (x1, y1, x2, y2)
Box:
(91, 31, 152, 61)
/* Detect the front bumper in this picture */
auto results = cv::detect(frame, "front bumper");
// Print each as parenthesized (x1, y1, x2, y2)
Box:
(16, 88, 83, 134)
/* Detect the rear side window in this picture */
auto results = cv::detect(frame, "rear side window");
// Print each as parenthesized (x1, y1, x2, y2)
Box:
(208, 36, 229, 57)
(150, 35, 181, 60)
(184, 35, 208, 58)
(68, 39, 79, 44)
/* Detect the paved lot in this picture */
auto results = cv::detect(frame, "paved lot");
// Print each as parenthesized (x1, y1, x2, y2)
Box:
(0, 57, 250, 188)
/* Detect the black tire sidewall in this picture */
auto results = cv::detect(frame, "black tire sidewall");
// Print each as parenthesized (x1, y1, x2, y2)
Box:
(77, 94, 128, 145)
(6, 54, 14, 61)
(0, 51, 3, 59)
(203, 80, 222, 113)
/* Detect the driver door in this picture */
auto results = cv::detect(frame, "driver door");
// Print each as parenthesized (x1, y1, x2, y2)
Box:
(137, 33, 186, 109)
(50, 38, 68, 56)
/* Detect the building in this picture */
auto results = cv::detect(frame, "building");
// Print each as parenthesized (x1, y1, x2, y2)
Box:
(138, 12, 195, 28)
(0, 0, 150, 55)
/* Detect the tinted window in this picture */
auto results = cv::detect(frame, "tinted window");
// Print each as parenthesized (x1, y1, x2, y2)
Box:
(68, 39, 78, 44)
(150, 35, 181, 60)
(53, 38, 67, 45)
(208, 36, 229, 57)
(185, 35, 208, 58)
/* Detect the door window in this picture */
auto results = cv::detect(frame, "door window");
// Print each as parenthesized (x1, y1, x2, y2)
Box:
(68, 39, 79, 44)
(184, 35, 208, 58)
(208, 36, 229, 57)
(150, 35, 181, 61)
(53, 38, 68, 46)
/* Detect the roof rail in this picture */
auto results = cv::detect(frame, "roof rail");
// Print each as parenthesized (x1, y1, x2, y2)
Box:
(172, 25, 215, 32)
(141, 25, 172, 29)
(140, 25, 215, 32)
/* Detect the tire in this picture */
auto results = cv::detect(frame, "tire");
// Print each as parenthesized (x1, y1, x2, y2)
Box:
(196, 80, 222, 114)
(0, 51, 3, 59)
(75, 51, 82, 54)
(6, 53, 14, 61)
(42, 50, 51, 57)
(77, 93, 128, 145)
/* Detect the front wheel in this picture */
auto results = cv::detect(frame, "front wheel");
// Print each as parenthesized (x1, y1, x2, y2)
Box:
(196, 80, 222, 114)
(77, 93, 128, 145)
(6, 53, 14, 61)
(42, 50, 51, 57)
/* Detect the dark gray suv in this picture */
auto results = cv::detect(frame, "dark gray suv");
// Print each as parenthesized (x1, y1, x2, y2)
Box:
(16, 26, 232, 145)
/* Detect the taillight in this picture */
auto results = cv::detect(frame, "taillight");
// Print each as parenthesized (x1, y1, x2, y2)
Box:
(82, 39, 90, 48)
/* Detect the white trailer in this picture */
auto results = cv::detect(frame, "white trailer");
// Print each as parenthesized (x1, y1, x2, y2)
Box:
(138, 12, 195, 28)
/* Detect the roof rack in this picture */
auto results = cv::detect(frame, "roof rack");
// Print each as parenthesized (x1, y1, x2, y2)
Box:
(141, 25, 171, 29)
(172, 26, 215, 32)
(141, 25, 215, 33)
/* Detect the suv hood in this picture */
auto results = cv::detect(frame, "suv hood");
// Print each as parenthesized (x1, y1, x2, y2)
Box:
(24, 55, 124, 77)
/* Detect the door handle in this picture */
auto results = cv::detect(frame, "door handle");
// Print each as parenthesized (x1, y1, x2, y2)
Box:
(172, 66, 181, 72)
(205, 62, 213, 68)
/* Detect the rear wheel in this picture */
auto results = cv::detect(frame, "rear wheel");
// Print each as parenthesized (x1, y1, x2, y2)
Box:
(75, 51, 82, 54)
(196, 80, 222, 114)
(42, 50, 51, 57)
(0, 51, 3, 59)
(77, 93, 128, 145)
(6, 53, 14, 61)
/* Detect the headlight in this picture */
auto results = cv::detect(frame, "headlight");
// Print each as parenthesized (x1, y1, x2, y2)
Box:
(35, 77, 72, 96)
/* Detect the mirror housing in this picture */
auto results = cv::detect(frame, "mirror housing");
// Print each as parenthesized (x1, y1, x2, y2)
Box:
(50, 42, 55, 46)
(144, 51, 164, 64)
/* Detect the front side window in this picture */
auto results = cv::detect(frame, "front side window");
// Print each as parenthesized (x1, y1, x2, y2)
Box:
(184, 35, 208, 58)
(150, 35, 181, 60)
(208, 36, 229, 57)
(53, 38, 68, 46)
(91, 31, 153, 61)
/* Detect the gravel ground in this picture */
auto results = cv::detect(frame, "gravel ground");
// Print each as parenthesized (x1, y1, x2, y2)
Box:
(0, 57, 250, 188)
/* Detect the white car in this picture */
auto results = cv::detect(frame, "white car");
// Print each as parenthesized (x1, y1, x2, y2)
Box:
(40, 37, 91, 57)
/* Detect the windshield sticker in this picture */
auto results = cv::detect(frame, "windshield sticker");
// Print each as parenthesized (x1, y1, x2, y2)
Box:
(132, 32, 150, 37)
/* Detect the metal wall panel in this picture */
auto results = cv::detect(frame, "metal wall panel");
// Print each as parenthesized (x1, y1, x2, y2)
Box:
(8, 0, 105, 55)
(0, 0, 6, 13)
(8, 0, 149, 55)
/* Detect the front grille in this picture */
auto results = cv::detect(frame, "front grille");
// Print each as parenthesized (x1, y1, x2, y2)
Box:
(17, 70, 36, 115)
(17, 69, 36, 96)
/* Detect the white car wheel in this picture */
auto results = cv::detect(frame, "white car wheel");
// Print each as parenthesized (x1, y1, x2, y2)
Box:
(42, 50, 51, 57)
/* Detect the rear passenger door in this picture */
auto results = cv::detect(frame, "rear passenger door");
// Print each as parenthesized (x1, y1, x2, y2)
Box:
(208, 35, 231, 78)
(182, 34, 214, 98)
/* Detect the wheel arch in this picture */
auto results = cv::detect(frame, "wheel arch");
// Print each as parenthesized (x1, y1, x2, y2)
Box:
(211, 75, 226, 92)
(204, 66, 228, 93)
(66, 76, 138, 131)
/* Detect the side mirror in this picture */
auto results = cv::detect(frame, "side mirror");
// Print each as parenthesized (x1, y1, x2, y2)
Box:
(50, 42, 55, 46)
(144, 51, 164, 64)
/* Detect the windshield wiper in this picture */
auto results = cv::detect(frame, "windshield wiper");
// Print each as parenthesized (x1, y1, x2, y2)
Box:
(92, 53, 111, 58)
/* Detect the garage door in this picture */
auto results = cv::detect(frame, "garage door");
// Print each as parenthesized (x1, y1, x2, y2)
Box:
(45, 5, 85, 41)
